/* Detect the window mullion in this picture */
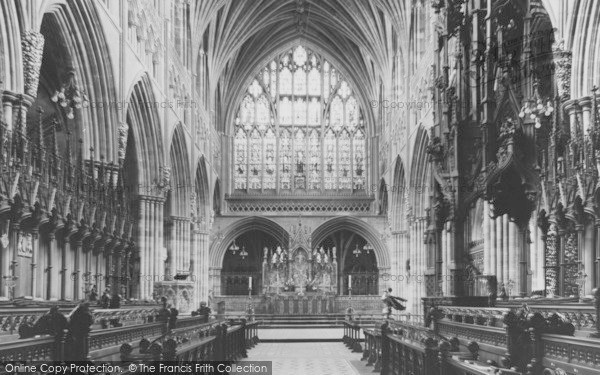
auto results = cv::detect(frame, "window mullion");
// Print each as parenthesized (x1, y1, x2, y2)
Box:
(245, 130, 250, 193)
(320, 60, 325, 194)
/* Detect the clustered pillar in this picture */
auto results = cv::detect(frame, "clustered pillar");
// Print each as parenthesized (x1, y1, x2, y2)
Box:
(137, 195, 165, 300)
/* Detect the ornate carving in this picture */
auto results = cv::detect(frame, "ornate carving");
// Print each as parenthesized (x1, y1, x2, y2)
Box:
(22, 30, 45, 97)
(118, 122, 129, 161)
(289, 217, 311, 251)
(427, 136, 445, 163)
(157, 166, 171, 195)
(553, 41, 572, 102)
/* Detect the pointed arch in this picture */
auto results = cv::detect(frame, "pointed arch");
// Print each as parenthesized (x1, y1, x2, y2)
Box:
(312, 216, 390, 269)
(391, 155, 407, 231)
(410, 126, 430, 217)
(35, 0, 119, 161)
(213, 178, 222, 215)
(125, 74, 164, 187)
(168, 122, 191, 217)
(194, 155, 210, 219)
(210, 216, 289, 268)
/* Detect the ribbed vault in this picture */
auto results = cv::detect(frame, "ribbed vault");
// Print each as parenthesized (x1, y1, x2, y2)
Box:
(193, 0, 407, 134)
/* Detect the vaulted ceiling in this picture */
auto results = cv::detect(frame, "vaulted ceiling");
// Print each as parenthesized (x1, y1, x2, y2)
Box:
(193, 0, 408, 133)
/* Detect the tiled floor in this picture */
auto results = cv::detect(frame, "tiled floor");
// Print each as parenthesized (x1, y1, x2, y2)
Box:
(241, 342, 373, 375)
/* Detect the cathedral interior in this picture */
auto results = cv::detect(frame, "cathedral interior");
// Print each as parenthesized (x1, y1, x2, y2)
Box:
(0, 0, 599, 374)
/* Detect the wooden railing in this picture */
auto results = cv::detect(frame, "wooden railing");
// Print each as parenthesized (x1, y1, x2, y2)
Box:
(0, 305, 160, 337)
(362, 327, 382, 371)
(245, 320, 259, 348)
(88, 322, 165, 352)
(343, 320, 363, 352)
(0, 334, 63, 362)
(345, 302, 600, 375)
(538, 334, 600, 375)
(118, 318, 258, 366)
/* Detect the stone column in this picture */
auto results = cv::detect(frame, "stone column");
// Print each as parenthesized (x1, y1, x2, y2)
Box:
(576, 224, 586, 296)
(595, 223, 600, 291)
(210, 267, 222, 298)
(47, 231, 59, 300)
(508, 220, 518, 294)
(1, 221, 11, 299)
(154, 201, 164, 282)
(72, 239, 83, 301)
(138, 196, 149, 300)
(60, 235, 70, 301)
(30, 229, 39, 299)
(10, 222, 20, 298)
(483, 202, 491, 275)
(584, 222, 594, 295)
(502, 214, 510, 285)
(518, 226, 529, 297)
(495, 216, 502, 284)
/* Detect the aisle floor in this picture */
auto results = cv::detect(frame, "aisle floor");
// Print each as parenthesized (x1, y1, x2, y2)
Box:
(240, 342, 373, 375)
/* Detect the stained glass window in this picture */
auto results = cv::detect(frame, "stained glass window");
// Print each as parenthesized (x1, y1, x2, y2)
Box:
(339, 130, 352, 190)
(294, 129, 306, 190)
(264, 128, 276, 189)
(309, 130, 320, 190)
(234, 128, 247, 189)
(280, 129, 292, 190)
(249, 129, 262, 189)
(324, 129, 336, 190)
(256, 95, 270, 129)
(233, 45, 367, 193)
(353, 129, 366, 190)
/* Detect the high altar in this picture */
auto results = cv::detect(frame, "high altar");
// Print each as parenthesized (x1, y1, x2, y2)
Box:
(260, 220, 338, 313)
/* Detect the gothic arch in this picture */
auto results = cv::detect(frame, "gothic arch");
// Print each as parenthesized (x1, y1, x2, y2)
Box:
(378, 178, 388, 216)
(210, 216, 289, 268)
(223, 39, 377, 138)
(194, 155, 210, 220)
(36, 0, 119, 161)
(213, 178, 222, 215)
(311, 216, 389, 269)
(125, 74, 164, 187)
(168, 122, 191, 217)
(410, 126, 430, 217)
(390, 155, 407, 231)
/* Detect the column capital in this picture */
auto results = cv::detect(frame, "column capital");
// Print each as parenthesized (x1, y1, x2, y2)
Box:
(138, 195, 166, 203)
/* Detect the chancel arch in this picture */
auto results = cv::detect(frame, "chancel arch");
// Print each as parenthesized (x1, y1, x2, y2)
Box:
(210, 216, 289, 296)
(312, 216, 389, 295)
(313, 229, 378, 296)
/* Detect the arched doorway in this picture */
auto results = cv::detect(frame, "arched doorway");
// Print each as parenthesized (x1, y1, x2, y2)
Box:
(221, 230, 279, 295)
(316, 231, 378, 295)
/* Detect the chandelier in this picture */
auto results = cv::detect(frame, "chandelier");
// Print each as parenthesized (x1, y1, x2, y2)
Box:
(519, 78, 554, 129)
(229, 240, 240, 254)
(239, 246, 248, 260)
(51, 70, 89, 120)
(353, 244, 362, 257)
(363, 243, 373, 253)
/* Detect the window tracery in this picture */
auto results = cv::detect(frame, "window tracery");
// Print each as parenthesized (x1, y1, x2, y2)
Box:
(233, 45, 367, 193)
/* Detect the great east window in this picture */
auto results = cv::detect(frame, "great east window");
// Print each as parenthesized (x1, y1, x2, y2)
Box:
(233, 46, 367, 194)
